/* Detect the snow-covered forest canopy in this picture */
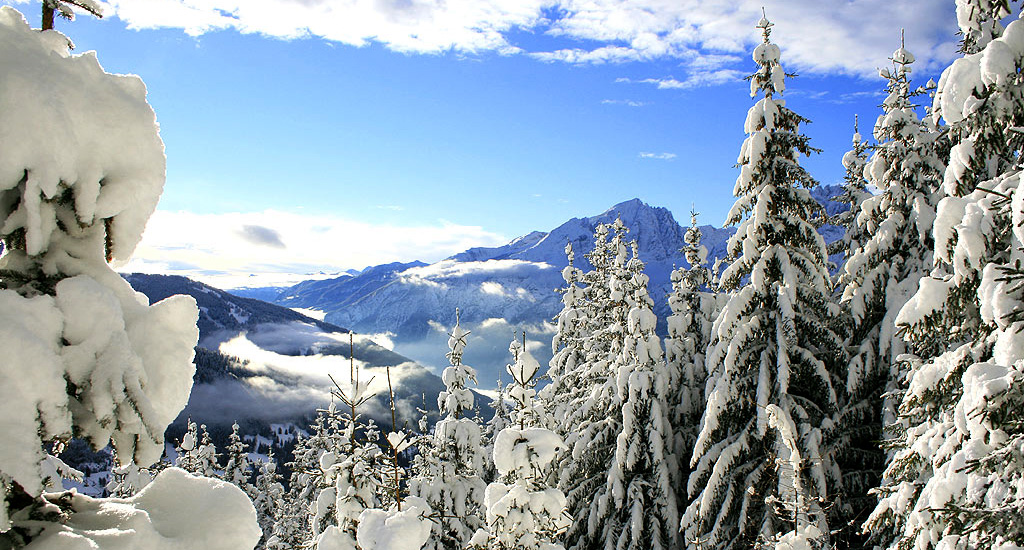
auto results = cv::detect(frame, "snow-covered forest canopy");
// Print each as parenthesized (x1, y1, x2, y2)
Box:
(3, 1, 1024, 550)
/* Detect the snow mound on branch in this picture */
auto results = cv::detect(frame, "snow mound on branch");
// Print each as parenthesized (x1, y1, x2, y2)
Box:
(356, 496, 432, 550)
(0, 7, 165, 260)
(0, 6, 199, 529)
(26, 468, 260, 550)
(492, 428, 563, 477)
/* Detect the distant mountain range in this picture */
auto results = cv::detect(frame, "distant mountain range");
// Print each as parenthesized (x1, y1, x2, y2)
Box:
(231, 189, 846, 385)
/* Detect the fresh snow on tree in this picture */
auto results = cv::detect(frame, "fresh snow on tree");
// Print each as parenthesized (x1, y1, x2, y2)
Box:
(831, 40, 944, 547)
(472, 337, 569, 550)
(408, 311, 486, 550)
(175, 420, 220, 478)
(681, 15, 844, 549)
(105, 460, 159, 499)
(552, 220, 633, 550)
(539, 242, 589, 437)
(664, 211, 725, 507)
(250, 452, 285, 549)
(866, 6, 1024, 549)
(829, 117, 872, 264)
(224, 422, 255, 489)
(600, 242, 679, 550)
(351, 496, 432, 550)
(0, 6, 261, 547)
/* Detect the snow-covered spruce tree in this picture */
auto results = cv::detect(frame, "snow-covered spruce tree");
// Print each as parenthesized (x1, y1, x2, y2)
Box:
(470, 337, 569, 550)
(275, 410, 342, 548)
(224, 421, 254, 489)
(251, 452, 285, 549)
(481, 375, 511, 484)
(105, 460, 158, 498)
(537, 241, 587, 492)
(664, 211, 723, 506)
(831, 42, 944, 547)
(175, 420, 221, 478)
(955, 0, 1011, 56)
(313, 353, 390, 550)
(408, 311, 486, 550)
(828, 117, 872, 263)
(680, 15, 843, 550)
(595, 242, 678, 550)
(0, 8, 258, 548)
(865, 9, 1024, 548)
(557, 219, 636, 550)
(318, 352, 432, 550)
(540, 242, 589, 433)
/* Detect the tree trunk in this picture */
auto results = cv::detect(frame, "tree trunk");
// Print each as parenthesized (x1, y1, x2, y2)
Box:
(42, 2, 55, 30)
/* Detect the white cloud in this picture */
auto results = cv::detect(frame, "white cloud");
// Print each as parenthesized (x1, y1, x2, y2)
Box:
(617, 69, 744, 90)
(639, 152, 677, 160)
(601, 99, 648, 107)
(120, 209, 508, 288)
(398, 258, 554, 283)
(54, 0, 958, 79)
(480, 281, 507, 296)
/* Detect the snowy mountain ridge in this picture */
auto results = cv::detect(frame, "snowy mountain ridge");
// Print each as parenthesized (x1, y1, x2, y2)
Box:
(240, 190, 843, 383)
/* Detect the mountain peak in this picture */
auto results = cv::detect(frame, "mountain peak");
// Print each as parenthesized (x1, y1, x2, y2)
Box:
(604, 197, 649, 216)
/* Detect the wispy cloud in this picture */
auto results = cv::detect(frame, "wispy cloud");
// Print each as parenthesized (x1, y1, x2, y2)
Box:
(375, 204, 404, 211)
(639, 152, 677, 160)
(786, 88, 887, 104)
(601, 99, 648, 107)
(618, 69, 744, 90)
(120, 209, 508, 289)
(47, 0, 960, 80)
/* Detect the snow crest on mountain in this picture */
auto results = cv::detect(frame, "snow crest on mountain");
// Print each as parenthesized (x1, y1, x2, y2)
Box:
(259, 193, 842, 383)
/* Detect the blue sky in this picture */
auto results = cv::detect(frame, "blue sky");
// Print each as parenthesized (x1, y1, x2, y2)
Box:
(5, 0, 960, 287)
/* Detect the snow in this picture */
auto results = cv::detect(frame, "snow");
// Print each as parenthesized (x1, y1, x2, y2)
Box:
(26, 468, 260, 550)
(770, 525, 825, 550)
(935, 54, 984, 125)
(492, 428, 564, 477)
(0, 8, 165, 262)
(0, 8, 200, 529)
(355, 497, 432, 550)
(980, 39, 1014, 87)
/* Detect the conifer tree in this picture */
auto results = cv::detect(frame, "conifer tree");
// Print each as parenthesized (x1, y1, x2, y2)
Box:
(831, 41, 943, 547)
(175, 420, 220, 478)
(106, 459, 162, 498)
(481, 375, 511, 484)
(538, 241, 588, 490)
(541, 242, 589, 431)
(251, 452, 285, 550)
(865, 7, 1024, 548)
(665, 211, 723, 505)
(829, 118, 872, 263)
(408, 311, 486, 550)
(681, 14, 843, 549)
(599, 243, 678, 550)
(470, 336, 569, 550)
(224, 422, 254, 489)
(558, 219, 636, 550)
